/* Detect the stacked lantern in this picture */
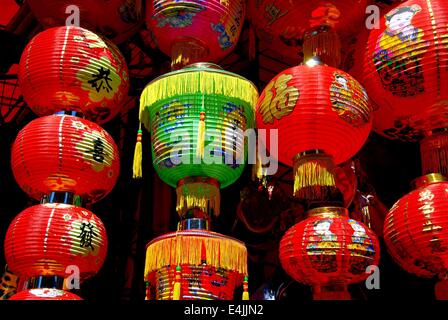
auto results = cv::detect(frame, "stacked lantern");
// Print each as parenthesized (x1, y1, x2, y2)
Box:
(139, 62, 257, 300)
(3, 25, 128, 300)
(27, 0, 144, 44)
(256, 59, 380, 298)
(363, 0, 448, 176)
(147, 0, 246, 69)
(248, 0, 368, 65)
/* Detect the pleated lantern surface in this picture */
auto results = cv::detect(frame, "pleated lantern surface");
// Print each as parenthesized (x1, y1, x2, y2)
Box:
(144, 229, 247, 300)
(9, 289, 82, 300)
(139, 62, 257, 217)
(27, 0, 144, 44)
(279, 207, 380, 300)
(248, 0, 368, 65)
(11, 114, 120, 203)
(18, 26, 129, 124)
(384, 174, 448, 279)
(148, 0, 245, 69)
(256, 63, 372, 203)
(4, 203, 107, 280)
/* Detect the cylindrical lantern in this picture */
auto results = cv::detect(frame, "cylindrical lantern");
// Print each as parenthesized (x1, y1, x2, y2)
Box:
(11, 113, 120, 203)
(18, 26, 129, 124)
(147, 0, 246, 69)
(256, 62, 372, 203)
(248, 0, 368, 65)
(279, 206, 380, 300)
(144, 229, 247, 300)
(384, 173, 448, 279)
(4, 203, 108, 280)
(139, 62, 257, 216)
(27, 0, 144, 44)
(363, 0, 448, 143)
(9, 288, 82, 300)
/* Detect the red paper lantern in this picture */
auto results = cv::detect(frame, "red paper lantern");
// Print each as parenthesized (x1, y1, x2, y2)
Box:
(279, 207, 380, 299)
(248, 0, 368, 64)
(256, 63, 372, 202)
(11, 114, 120, 203)
(18, 26, 129, 124)
(384, 174, 448, 278)
(4, 203, 108, 280)
(27, 0, 144, 44)
(9, 289, 82, 300)
(147, 0, 245, 69)
(363, 0, 448, 142)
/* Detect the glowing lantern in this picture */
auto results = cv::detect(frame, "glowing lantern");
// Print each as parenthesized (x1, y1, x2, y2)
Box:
(18, 26, 129, 124)
(384, 174, 448, 281)
(248, 0, 368, 65)
(279, 206, 380, 300)
(138, 62, 257, 217)
(27, 0, 144, 44)
(147, 0, 246, 69)
(144, 229, 247, 300)
(11, 113, 120, 203)
(4, 203, 108, 280)
(256, 62, 372, 204)
(363, 0, 448, 174)
(9, 289, 82, 300)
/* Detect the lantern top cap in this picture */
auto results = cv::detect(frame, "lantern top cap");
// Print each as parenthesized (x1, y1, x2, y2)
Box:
(307, 206, 348, 218)
(183, 62, 223, 71)
(304, 56, 325, 67)
(412, 173, 447, 189)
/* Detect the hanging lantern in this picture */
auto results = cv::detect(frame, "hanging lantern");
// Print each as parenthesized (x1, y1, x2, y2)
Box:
(27, 0, 144, 45)
(18, 26, 129, 124)
(144, 229, 248, 300)
(279, 206, 380, 300)
(11, 113, 120, 203)
(138, 62, 257, 217)
(248, 0, 368, 65)
(363, 0, 448, 143)
(256, 62, 372, 204)
(147, 0, 246, 69)
(384, 173, 448, 283)
(9, 289, 82, 300)
(4, 203, 108, 280)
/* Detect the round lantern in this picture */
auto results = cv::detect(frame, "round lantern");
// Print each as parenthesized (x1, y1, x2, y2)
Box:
(9, 289, 82, 300)
(11, 113, 120, 203)
(384, 173, 448, 279)
(248, 0, 368, 65)
(147, 0, 245, 69)
(256, 62, 372, 202)
(279, 206, 380, 300)
(139, 62, 257, 217)
(27, 0, 143, 45)
(363, 0, 448, 143)
(18, 26, 129, 124)
(4, 203, 108, 280)
(144, 229, 247, 300)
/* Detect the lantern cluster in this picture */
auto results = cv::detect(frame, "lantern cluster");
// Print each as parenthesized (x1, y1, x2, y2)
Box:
(4, 25, 128, 300)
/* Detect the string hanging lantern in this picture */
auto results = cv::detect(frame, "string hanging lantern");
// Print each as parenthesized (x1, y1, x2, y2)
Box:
(256, 62, 372, 205)
(279, 206, 380, 300)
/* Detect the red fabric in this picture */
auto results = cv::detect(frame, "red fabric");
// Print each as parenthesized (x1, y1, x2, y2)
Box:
(384, 181, 448, 278)
(256, 64, 372, 166)
(279, 213, 380, 286)
(18, 26, 129, 124)
(147, 0, 245, 62)
(363, 0, 448, 142)
(10, 289, 82, 300)
(11, 114, 120, 203)
(4, 203, 108, 279)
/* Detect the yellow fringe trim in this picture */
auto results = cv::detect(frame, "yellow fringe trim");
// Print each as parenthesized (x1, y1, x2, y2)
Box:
(144, 234, 248, 277)
(176, 180, 220, 217)
(139, 70, 258, 131)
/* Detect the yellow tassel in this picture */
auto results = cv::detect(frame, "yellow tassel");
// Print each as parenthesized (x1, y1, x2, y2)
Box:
(176, 178, 221, 217)
(242, 276, 249, 300)
(132, 127, 143, 179)
(172, 265, 182, 300)
(196, 112, 206, 159)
